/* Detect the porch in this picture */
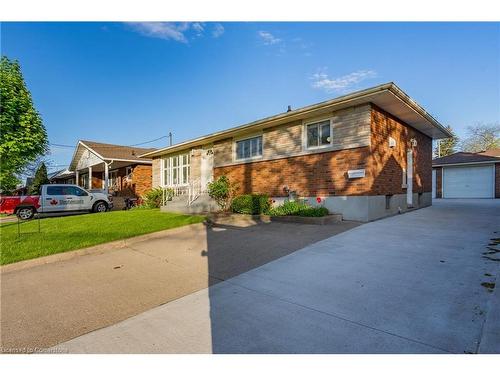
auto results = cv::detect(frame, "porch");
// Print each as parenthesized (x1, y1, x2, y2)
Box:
(69, 140, 154, 198)
(158, 147, 215, 212)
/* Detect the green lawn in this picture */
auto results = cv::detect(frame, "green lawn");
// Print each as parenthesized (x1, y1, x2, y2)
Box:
(0, 209, 205, 265)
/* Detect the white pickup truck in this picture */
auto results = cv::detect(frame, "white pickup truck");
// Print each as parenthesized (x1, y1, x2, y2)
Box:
(0, 184, 114, 220)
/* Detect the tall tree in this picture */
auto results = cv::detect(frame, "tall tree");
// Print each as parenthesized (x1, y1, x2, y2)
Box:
(29, 162, 50, 194)
(460, 123, 500, 153)
(434, 125, 459, 157)
(0, 56, 48, 192)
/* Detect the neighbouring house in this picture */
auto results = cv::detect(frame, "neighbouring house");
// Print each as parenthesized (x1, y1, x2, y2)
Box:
(68, 140, 155, 198)
(48, 168, 76, 184)
(140, 83, 451, 221)
(432, 148, 500, 199)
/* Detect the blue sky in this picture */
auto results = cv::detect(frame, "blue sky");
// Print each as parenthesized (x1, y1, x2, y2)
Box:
(2, 22, 499, 171)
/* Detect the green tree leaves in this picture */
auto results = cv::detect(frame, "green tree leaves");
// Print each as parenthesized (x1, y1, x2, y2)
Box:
(29, 162, 50, 194)
(0, 56, 48, 192)
(434, 125, 459, 157)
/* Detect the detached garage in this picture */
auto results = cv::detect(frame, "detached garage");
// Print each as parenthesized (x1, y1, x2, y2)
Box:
(432, 150, 500, 199)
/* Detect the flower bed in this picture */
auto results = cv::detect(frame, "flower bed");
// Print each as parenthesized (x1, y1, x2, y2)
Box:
(267, 200, 329, 217)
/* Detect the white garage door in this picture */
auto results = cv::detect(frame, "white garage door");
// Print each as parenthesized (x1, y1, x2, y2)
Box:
(443, 165, 494, 198)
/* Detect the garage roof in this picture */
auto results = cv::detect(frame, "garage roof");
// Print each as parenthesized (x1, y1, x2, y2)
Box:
(140, 82, 452, 158)
(433, 151, 500, 166)
(480, 148, 500, 157)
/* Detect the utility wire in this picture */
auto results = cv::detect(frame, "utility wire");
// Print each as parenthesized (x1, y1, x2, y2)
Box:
(49, 143, 75, 148)
(129, 135, 169, 146)
(49, 134, 170, 149)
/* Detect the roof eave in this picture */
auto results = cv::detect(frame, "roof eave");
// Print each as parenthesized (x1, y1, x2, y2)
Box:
(139, 82, 451, 158)
(433, 160, 500, 167)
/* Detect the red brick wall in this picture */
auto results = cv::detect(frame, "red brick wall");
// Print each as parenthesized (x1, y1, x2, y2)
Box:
(83, 164, 152, 197)
(213, 104, 433, 197)
(370, 105, 433, 195)
(132, 164, 153, 197)
(91, 171, 103, 189)
(215, 147, 371, 197)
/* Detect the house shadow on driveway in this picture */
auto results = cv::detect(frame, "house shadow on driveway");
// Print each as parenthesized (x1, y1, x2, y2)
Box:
(0, 218, 359, 352)
(201, 219, 360, 283)
(204, 219, 368, 354)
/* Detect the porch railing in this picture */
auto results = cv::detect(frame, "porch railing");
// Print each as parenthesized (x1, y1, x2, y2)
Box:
(161, 178, 201, 206)
(187, 178, 201, 206)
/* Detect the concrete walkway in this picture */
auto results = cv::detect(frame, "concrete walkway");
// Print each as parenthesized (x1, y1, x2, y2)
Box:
(54, 199, 500, 353)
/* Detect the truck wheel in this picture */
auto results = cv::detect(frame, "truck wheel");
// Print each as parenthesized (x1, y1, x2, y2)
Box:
(17, 207, 35, 220)
(93, 201, 108, 213)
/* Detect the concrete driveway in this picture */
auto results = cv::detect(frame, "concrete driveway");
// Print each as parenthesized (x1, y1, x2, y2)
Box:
(0, 218, 359, 351)
(54, 199, 500, 353)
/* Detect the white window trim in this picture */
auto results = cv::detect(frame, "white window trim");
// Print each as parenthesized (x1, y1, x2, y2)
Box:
(125, 166, 133, 181)
(233, 133, 264, 162)
(161, 152, 191, 187)
(108, 169, 119, 188)
(302, 117, 333, 151)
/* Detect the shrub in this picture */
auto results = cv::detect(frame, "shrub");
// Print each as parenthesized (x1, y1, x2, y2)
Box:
(231, 194, 271, 215)
(268, 200, 329, 217)
(142, 187, 166, 208)
(207, 176, 238, 211)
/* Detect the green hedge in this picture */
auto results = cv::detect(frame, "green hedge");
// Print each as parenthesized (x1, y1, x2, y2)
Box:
(268, 200, 329, 217)
(231, 194, 271, 215)
(143, 187, 170, 208)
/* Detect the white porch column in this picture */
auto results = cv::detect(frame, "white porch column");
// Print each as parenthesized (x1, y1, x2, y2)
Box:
(88, 166, 92, 189)
(104, 162, 109, 191)
(75, 170, 79, 186)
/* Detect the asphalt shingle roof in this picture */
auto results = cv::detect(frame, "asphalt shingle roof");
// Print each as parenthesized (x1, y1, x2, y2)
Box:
(80, 140, 156, 161)
(432, 151, 499, 165)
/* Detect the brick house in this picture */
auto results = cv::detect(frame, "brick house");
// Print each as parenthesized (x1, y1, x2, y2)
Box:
(141, 83, 451, 221)
(68, 140, 155, 198)
(432, 149, 500, 199)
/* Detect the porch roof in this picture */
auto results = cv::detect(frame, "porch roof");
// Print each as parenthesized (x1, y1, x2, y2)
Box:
(69, 140, 155, 171)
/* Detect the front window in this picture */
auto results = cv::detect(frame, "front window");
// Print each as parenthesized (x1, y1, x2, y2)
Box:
(125, 166, 133, 180)
(236, 135, 263, 160)
(108, 170, 118, 188)
(306, 120, 331, 149)
(80, 173, 89, 188)
(162, 153, 190, 186)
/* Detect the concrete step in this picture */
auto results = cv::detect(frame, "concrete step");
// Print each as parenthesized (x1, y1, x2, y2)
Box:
(161, 193, 218, 214)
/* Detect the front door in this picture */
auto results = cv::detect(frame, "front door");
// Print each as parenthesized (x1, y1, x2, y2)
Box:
(407, 149, 413, 207)
(200, 149, 214, 192)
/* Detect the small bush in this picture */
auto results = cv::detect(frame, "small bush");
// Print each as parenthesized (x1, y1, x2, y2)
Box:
(207, 176, 238, 211)
(268, 200, 329, 217)
(231, 194, 271, 215)
(142, 187, 166, 208)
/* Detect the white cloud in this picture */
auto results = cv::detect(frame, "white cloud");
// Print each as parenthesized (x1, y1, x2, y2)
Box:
(192, 22, 205, 36)
(258, 31, 281, 45)
(126, 22, 190, 43)
(311, 69, 377, 93)
(212, 23, 225, 38)
(126, 22, 225, 43)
